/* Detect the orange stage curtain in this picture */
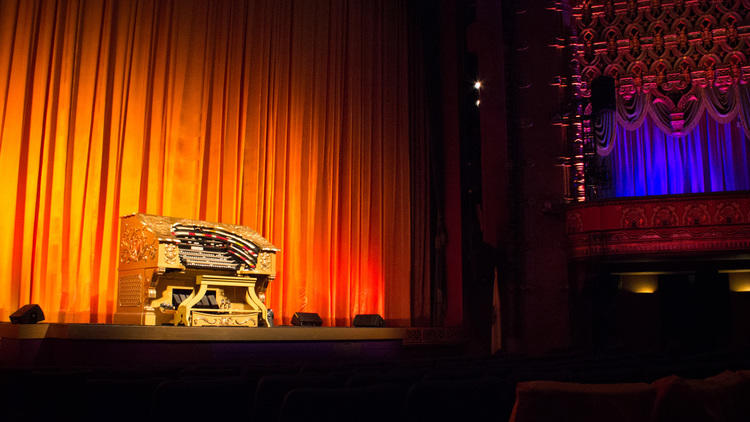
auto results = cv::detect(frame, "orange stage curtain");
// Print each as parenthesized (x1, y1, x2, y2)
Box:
(0, 0, 411, 326)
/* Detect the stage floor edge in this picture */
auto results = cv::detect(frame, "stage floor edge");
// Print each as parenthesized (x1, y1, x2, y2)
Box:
(0, 323, 466, 367)
(0, 322, 406, 341)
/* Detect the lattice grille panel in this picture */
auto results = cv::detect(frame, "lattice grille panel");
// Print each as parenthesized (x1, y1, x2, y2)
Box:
(118, 275, 143, 307)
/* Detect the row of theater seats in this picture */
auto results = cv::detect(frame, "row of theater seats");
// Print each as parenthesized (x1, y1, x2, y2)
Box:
(512, 370, 750, 422)
(0, 350, 749, 422)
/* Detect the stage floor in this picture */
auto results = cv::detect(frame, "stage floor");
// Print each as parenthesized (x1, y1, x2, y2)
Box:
(0, 323, 465, 367)
(0, 322, 406, 342)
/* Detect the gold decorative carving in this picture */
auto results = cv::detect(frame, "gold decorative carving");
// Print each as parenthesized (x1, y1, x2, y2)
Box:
(156, 243, 184, 270)
(119, 223, 157, 264)
(144, 215, 174, 238)
(118, 275, 143, 307)
(163, 244, 179, 264)
(258, 252, 273, 272)
(191, 311, 258, 327)
(173, 275, 268, 327)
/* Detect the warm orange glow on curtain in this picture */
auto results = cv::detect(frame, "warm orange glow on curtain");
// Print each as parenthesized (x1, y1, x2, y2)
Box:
(0, 0, 411, 326)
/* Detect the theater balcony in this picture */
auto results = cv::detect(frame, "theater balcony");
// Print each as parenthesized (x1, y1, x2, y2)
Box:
(566, 191, 750, 260)
(565, 191, 750, 354)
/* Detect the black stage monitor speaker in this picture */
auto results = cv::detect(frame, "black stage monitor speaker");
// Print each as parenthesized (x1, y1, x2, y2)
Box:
(353, 314, 385, 327)
(10, 304, 45, 324)
(591, 75, 615, 114)
(291, 312, 322, 327)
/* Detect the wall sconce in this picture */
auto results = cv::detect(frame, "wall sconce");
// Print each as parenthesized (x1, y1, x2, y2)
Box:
(616, 272, 659, 294)
(720, 270, 750, 292)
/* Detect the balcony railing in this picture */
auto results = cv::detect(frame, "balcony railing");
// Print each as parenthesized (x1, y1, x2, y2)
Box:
(566, 191, 750, 258)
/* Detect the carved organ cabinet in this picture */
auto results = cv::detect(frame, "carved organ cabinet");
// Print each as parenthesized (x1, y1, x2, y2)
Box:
(114, 214, 278, 327)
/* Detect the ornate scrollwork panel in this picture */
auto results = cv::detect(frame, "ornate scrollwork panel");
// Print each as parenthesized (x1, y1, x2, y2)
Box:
(653, 205, 678, 226)
(716, 202, 743, 224)
(257, 252, 273, 272)
(621, 207, 647, 228)
(684, 203, 711, 225)
(119, 223, 157, 264)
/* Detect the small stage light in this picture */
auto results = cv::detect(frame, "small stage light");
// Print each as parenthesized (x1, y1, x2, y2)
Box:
(474, 81, 482, 90)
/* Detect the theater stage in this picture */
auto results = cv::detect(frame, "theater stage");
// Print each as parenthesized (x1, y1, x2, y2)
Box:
(0, 323, 464, 367)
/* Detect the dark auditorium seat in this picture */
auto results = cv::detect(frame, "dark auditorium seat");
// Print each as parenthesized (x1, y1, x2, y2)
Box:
(510, 380, 657, 422)
(252, 373, 346, 422)
(423, 365, 486, 380)
(405, 376, 514, 422)
(279, 382, 409, 422)
(651, 371, 750, 422)
(177, 364, 245, 378)
(23, 369, 92, 421)
(151, 376, 254, 421)
(84, 377, 167, 422)
(346, 371, 421, 388)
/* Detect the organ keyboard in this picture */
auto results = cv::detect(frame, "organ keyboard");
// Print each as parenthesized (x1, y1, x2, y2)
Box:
(114, 214, 278, 327)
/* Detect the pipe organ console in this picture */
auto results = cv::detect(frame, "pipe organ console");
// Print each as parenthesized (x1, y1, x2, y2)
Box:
(114, 214, 278, 327)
